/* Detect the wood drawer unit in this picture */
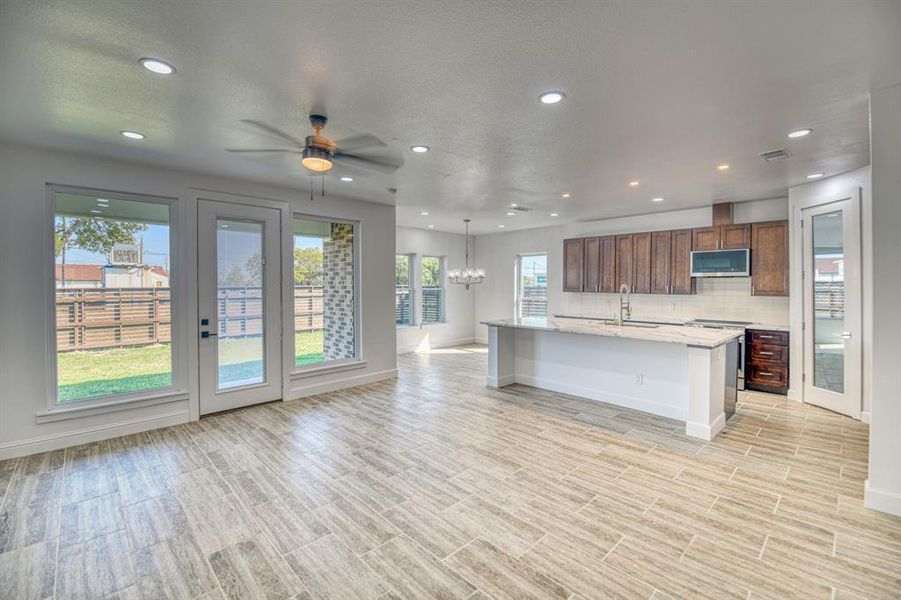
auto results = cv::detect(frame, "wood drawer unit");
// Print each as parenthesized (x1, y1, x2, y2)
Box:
(745, 328, 789, 395)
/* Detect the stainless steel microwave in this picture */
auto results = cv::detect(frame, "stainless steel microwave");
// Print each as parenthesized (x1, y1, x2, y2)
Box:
(690, 249, 750, 277)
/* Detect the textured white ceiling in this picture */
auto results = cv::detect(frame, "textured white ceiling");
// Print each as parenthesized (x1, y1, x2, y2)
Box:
(1, 1, 899, 234)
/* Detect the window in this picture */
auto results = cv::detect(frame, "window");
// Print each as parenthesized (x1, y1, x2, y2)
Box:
(395, 254, 413, 326)
(517, 253, 548, 317)
(293, 217, 357, 367)
(52, 189, 174, 404)
(421, 256, 445, 323)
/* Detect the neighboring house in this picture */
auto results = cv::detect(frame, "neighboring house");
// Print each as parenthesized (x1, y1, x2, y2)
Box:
(55, 263, 170, 288)
(55, 264, 103, 288)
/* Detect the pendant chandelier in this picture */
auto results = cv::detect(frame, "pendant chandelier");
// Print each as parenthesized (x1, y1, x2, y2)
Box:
(448, 218, 486, 289)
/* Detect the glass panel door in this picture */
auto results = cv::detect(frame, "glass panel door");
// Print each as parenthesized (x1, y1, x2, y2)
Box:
(802, 197, 862, 418)
(198, 199, 282, 415)
(216, 219, 265, 389)
(811, 210, 845, 393)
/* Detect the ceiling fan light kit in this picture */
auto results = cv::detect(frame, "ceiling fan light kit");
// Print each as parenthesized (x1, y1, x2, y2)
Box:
(448, 219, 486, 290)
(301, 146, 334, 172)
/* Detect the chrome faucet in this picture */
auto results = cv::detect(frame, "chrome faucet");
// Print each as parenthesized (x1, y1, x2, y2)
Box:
(617, 283, 632, 325)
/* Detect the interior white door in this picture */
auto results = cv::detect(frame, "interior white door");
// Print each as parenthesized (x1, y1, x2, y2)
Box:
(198, 199, 282, 415)
(802, 199, 862, 418)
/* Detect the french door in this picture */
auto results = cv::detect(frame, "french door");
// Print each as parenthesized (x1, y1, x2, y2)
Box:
(197, 199, 282, 415)
(801, 199, 861, 418)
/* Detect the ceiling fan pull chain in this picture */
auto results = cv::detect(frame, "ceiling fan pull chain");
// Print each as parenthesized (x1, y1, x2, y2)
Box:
(322, 174, 325, 197)
(310, 178, 314, 202)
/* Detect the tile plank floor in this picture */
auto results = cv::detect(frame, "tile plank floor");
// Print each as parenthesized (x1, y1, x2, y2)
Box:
(1, 345, 899, 599)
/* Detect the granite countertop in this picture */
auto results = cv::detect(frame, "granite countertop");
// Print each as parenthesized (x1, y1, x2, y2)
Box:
(554, 314, 791, 333)
(481, 316, 742, 349)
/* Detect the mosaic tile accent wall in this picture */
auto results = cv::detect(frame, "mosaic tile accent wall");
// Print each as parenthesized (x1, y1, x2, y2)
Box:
(323, 223, 355, 360)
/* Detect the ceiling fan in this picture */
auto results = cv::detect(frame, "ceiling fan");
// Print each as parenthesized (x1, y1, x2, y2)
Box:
(227, 115, 404, 175)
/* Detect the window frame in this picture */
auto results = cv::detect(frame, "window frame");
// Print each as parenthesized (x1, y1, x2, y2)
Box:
(395, 253, 415, 327)
(420, 255, 447, 325)
(45, 184, 182, 411)
(515, 252, 548, 318)
(290, 212, 362, 374)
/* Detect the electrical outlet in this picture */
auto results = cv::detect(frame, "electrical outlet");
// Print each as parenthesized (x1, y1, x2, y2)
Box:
(635, 373, 644, 384)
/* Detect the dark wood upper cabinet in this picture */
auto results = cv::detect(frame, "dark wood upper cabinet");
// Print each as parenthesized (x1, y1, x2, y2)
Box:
(632, 232, 652, 294)
(692, 224, 750, 250)
(692, 226, 720, 251)
(614, 234, 633, 292)
(562, 238, 585, 292)
(721, 223, 751, 249)
(583, 237, 600, 293)
(751, 220, 789, 296)
(599, 236, 616, 293)
(670, 228, 693, 295)
(649, 230, 672, 295)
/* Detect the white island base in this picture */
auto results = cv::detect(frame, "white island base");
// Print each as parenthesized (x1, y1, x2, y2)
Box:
(485, 319, 739, 441)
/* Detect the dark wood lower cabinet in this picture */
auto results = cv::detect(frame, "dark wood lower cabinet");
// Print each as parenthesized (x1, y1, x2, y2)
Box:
(632, 232, 651, 294)
(746, 328, 789, 395)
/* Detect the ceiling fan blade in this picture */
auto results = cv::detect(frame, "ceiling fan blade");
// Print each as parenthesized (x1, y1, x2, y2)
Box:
(333, 151, 404, 174)
(226, 148, 300, 153)
(334, 133, 386, 153)
(240, 119, 306, 147)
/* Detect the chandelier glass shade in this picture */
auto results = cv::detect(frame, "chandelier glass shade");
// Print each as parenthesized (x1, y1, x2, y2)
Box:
(447, 218, 486, 289)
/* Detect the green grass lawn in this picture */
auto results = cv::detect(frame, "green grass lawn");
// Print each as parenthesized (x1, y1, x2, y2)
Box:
(57, 330, 325, 402)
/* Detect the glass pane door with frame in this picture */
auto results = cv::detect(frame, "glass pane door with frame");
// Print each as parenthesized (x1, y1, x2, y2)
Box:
(198, 200, 282, 415)
(802, 198, 861, 418)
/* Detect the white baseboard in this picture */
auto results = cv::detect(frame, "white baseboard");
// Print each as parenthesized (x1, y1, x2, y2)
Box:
(475, 337, 489, 345)
(487, 374, 515, 388)
(861, 410, 871, 424)
(0, 409, 190, 461)
(396, 336, 476, 355)
(513, 373, 687, 421)
(865, 479, 901, 517)
(289, 367, 397, 399)
(686, 412, 726, 441)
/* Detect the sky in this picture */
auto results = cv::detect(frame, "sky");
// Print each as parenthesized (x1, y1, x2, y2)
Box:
(56, 222, 171, 269)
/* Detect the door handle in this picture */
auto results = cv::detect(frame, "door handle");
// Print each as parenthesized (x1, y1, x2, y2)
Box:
(201, 331, 218, 339)
(840, 331, 852, 339)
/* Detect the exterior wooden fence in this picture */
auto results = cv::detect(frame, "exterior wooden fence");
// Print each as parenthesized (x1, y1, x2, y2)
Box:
(56, 286, 324, 352)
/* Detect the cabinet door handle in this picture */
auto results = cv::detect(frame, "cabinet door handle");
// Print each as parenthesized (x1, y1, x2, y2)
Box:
(759, 335, 774, 339)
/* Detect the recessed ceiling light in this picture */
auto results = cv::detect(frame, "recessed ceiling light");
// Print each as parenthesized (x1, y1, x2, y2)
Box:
(628, 181, 640, 187)
(427, 225, 435, 229)
(717, 164, 730, 171)
(510, 203, 518, 208)
(806, 172, 825, 179)
(410, 145, 429, 153)
(550, 213, 559, 217)
(539, 91, 565, 104)
(561, 193, 571, 199)
(339, 176, 353, 182)
(139, 58, 175, 75)
(497, 224, 505, 228)
(90, 209, 102, 214)
(120, 130, 145, 140)
(96, 199, 109, 204)
(652, 197, 665, 203)
(506, 212, 515, 216)
(788, 128, 813, 139)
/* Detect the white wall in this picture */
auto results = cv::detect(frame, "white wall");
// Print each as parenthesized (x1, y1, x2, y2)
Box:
(787, 166, 872, 412)
(0, 142, 397, 459)
(395, 226, 475, 353)
(473, 198, 790, 342)
(866, 82, 901, 517)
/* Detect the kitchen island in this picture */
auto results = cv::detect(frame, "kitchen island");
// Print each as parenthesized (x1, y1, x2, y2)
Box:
(482, 316, 741, 440)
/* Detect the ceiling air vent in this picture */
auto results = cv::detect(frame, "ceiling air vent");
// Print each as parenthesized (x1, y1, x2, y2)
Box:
(759, 148, 792, 162)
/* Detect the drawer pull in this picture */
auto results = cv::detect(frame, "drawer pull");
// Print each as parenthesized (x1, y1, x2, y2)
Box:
(758, 335, 775, 339)
(759, 351, 773, 356)
(759, 372, 774, 376)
